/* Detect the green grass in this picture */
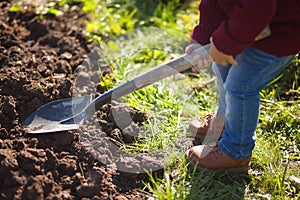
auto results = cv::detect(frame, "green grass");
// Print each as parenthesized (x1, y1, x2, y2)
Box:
(15, 0, 299, 199)
(144, 157, 249, 200)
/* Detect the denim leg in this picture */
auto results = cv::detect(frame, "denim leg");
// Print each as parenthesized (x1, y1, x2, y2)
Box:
(212, 62, 231, 119)
(217, 48, 295, 160)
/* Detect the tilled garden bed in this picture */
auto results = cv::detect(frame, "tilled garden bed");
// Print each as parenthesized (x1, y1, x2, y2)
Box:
(0, 1, 163, 199)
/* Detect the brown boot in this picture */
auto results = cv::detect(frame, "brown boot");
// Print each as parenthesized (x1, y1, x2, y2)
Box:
(188, 114, 225, 142)
(185, 145, 250, 174)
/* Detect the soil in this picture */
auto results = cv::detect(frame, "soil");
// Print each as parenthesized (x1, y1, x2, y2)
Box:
(0, 1, 164, 199)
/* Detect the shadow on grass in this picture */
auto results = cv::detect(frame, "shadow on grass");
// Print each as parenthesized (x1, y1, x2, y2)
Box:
(186, 168, 250, 200)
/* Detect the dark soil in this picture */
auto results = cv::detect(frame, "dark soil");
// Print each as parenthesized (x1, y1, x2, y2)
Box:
(0, 1, 163, 199)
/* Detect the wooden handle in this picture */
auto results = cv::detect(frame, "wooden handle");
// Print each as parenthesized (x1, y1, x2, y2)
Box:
(133, 44, 210, 89)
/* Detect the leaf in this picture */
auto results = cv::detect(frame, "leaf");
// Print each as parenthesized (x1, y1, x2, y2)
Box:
(9, 3, 22, 12)
(48, 7, 63, 16)
(111, 24, 122, 34)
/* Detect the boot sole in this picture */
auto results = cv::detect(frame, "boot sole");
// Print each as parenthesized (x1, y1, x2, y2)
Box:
(197, 165, 249, 174)
(188, 160, 249, 174)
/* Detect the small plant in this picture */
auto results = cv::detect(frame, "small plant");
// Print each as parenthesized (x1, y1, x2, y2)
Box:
(79, 0, 138, 39)
(9, 2, 22, 12)
(35, 2, 63, 18)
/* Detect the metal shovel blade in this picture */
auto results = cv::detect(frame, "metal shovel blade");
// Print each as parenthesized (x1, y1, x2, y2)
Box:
(23, 95, 93, 134)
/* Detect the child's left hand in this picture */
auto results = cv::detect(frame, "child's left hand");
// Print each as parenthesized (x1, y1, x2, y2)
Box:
(210, 38, 237, 66)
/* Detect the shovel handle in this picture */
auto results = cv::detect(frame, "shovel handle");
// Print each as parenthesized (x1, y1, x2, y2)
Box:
(133, 44, 210, 89)
(92, 44, 211, 109)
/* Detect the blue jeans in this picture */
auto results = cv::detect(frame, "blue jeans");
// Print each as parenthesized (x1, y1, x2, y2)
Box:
(212, 47, 295, 160)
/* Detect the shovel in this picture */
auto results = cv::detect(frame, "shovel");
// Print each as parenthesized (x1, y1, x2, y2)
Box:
(22, 44, 210, 134)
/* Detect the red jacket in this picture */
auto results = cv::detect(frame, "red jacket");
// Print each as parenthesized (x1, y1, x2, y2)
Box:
(191, 0, 300, 57)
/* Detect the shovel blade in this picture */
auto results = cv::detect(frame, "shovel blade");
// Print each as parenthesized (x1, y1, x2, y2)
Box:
(23, 95, 92, 134)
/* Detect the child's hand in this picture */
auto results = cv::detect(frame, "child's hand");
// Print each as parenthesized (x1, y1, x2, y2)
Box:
(185, 43, 212, 72)
(210, 38, 237, 66)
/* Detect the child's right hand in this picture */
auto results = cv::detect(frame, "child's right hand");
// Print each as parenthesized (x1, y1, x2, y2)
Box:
(185, 43, 212, 72)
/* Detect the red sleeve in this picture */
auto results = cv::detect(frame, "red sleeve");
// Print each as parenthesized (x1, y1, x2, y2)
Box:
(191, 0, 225, 45)
(212, 0, 277, 56)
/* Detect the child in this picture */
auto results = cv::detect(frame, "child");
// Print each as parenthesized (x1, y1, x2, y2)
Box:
(185, 0, 300, 173)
